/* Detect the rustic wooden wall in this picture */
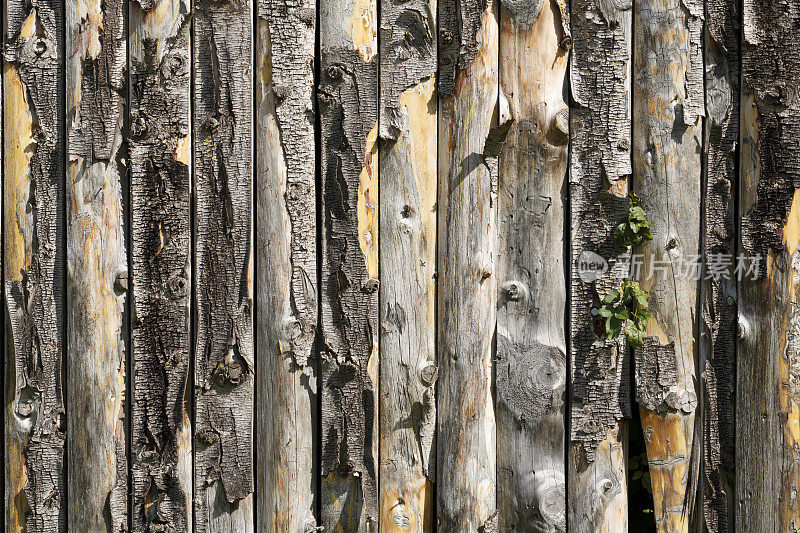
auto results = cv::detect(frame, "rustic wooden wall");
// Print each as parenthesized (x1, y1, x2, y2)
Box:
(1, 0, 797, 530)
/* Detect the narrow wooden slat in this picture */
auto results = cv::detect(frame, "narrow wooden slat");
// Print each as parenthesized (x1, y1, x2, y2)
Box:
(377, 0, 437, 526)
(193, 0, 255, 529)
(701, 0, 739, 527)
(496, 0, 569, 529)
(436, 0, 501, 528)
(3, 1, 66, 530)
(631, 0, 703, 529)
(318, 0, 379, 525)
(255, 0, 319, 528)
(738, 0, 800, 529)
(567, 0, 632, 527)
(129, 0, 192, 531)
(65, 0, 128, 528)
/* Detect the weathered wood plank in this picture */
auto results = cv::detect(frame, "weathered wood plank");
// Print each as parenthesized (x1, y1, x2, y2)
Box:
(436, 0, 501, 528)
(4, 1, 66, 531)
(568, 0, 632, 527)
(378, 0, 436, 525)
(255, 0, 319, 528)
(193, 0, 254, 529)
(65, 0, 128, 529)
(702, 0, 738, 527)
(738, 0, 800, 529)
(318, 0, 379, 526)
(631, 0, 703, 528)
(496, 0, 568, 530)
(129, 0, 192, 531)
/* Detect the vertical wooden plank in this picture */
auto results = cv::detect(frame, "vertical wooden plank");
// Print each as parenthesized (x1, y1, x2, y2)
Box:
(255, 0, 319, 528)
(378, 0, 436, 526)
(738, 0, 800, 530)
(631, 0, 703, 529)
(702, 0, 738, 527)
(318, 0, 379, 524)
(65, 0, 128, 529)
(3, 0, 66, 531)
(568, 0, 632, 527)
(436, 0, 501, 528)
(193, 0, 254, 529)
(129, 0, 192, 531)
(496, 0, 569, 530)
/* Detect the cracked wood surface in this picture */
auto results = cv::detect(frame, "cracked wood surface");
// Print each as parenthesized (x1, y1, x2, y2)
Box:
(129, 0, 193, 531)
(436, 0, 499, 528)
(738, 0, 800, 530)
(702, 0, 739, 527)
(193, 0, 255, 529)
(66, 0, 128, 528)
(568, 0, 632, 526)
(632, 0, 703, 527)
(377, 0, 437, 526)
(496, 0, 568, 530)
(256, 0, 319, 528)
(319, 0, 379, 527)
(4, 1, 67, 531)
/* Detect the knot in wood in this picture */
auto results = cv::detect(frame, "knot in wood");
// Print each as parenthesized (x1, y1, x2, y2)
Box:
(439, 29, 454, 45)
(326, 65, 344, 80)
(419, 363, 438, 386)
(161, 54, 187, 80)
(167, 271, 189, 299)
(273, 85, 290, 105)
(501, 280, 528, 302)
(196, 429, 219, 446)
(15, 400, 33, 417)
(130, 111, 150, 139)
(213, 356, 245, 387)
(362, 278, 379, 293)
(617, 138, 630, 151)
(34, 38, 47, 56)
(204, 116, 220, 133)
(114, 272, 128, 292)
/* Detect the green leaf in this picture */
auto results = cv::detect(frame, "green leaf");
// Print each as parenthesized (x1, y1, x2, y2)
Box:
(633, 471, 643, 480)
(615, 308, 630, 320)
(598, 306, 613, 318)
(603, 289, 620, 304)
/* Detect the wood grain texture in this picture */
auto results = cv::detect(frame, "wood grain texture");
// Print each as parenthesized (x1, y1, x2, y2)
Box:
(255, 0, 319, 528)
(496, 0, 568, 530)
(4, 2, 66, 531)
(702, 0, 738, 527)
(631, 0, 703, 527)
(568, 0, 632, 527)
(378, 0, 437, 525)
(738, 0, 800, 529)
(66, 0, 128, 528)
(436, 0, 501, 529)
(129, 0, 192, 531)
(193, 0, 254, 529)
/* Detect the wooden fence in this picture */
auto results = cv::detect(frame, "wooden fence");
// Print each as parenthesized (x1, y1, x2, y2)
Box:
(0, 0, 795, 530)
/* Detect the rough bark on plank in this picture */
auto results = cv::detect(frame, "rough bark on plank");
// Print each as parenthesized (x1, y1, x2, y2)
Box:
(702, 0, 738, 527)
(255, 0, 319, 528)
(4, 2, 66, 531)
(66, 0, 128, 528)
(193, 0, 254, 529)
(631, 0, 703, 527)
(318, 0, 379, 522)
(378, 0, 437, 525)
(568, 0, 632, 526)
(436, 0, 500, 529)
(738, 0, 800, 529)
(496, 0, 569, 530)
(129, 1, 192, 531)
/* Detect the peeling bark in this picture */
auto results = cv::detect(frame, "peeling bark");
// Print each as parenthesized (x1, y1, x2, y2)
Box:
(4, 1, 67, 531)
(129, 0, 192, 531)
(702, 0, 739, 526)
(568, 0, 632, 525)
(378, 0, 437, 525)
(66, 0, 128, 528)
(256, 0, 319, 527)
(193, 0, 254, 529)
(319, 0, 379, 524)
(436, 0, 499, 529)
(496, 0, 568, 530)
(738, 0, 800, 530)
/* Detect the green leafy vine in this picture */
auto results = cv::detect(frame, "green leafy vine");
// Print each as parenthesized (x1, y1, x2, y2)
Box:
(614, 192, 653, 248)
